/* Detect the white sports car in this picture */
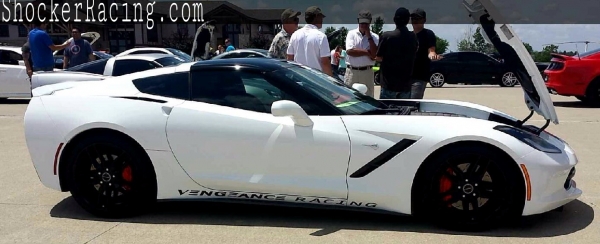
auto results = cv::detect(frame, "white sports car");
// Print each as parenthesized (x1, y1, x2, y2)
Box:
(24, 0, 580, 231)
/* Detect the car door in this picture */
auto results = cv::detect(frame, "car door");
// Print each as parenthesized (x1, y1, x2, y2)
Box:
(165, 66, 351, 199)
(430, 53, 463, 83)
(0, 50, 30, 97)
(462, 52, 499, 84)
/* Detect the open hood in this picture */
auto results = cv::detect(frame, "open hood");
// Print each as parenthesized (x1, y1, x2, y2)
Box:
(53, 32, 101, 56)
(462, 0, 559, 125)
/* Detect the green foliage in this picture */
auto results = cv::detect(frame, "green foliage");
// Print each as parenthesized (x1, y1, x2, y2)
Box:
(371, 16, 384, 36)
(162, 32, 194, 54)
(436, 36, 449, 54)
(325, 26, 348, 50)
(245, 34, 271, 49)
(455, 24, 578, 62)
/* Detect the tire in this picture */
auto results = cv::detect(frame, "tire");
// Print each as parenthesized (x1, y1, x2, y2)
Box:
(412, 143, 524, 231)
(374, 72, 380, 85)
(584, 79, 600, 106)
(500, 71, 519, 87)
(65, 133, 157, 218)
(429, 72, 445, 87)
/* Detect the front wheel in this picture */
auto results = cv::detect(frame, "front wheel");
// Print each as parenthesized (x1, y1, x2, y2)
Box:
(65, 133, 157, 218)
(412, 144, 525, 231)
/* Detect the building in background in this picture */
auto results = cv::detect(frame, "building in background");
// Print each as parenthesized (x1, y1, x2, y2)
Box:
(0, 0, 284, 55)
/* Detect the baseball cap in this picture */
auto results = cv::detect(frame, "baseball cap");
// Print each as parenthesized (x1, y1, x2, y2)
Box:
(281, 8, 301, 22)
(411, 8, 426, 19)
(305, 6, 326, 17)
(358, 10, 372, 24)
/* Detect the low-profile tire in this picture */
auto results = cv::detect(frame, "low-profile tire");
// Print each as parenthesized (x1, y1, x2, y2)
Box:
(412, 143, 525, 231)
(584, 78, 600, 106)
(65, 133, 157, 218)
(374, 72, 380, 85)
(429, 72, 445, 87)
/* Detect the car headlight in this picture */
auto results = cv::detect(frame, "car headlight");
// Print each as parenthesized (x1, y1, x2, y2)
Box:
(494, 125, 562, 153)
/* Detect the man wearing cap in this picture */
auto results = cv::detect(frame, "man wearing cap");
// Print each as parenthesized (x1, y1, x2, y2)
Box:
(268, 9, 301, 59)
(344, 10, 379, 97)
(286, 6, 333, 76)
(410, 8, 442, 99)
(375, 7, 418, 99)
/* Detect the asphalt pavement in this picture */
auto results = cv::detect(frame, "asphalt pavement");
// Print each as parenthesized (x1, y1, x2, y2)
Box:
(1, 85, 598, 244)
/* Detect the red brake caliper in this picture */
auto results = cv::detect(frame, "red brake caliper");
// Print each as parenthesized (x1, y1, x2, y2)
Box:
(439, 168, 454, 206)
(122, 166, 132, 191)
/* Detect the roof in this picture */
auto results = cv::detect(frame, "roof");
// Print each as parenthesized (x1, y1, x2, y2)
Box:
(190, 57, 294, 71)
(0, 46, 24, 54)
(114, 53, 179, 61)
(147, 0, 285, 22)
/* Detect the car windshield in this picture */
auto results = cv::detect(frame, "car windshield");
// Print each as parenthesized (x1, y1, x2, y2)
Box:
(166, 48, 192, 62)
(272, 65, 387, 115)
(155, 57, 184, 67)
(94, 51, 113, 59)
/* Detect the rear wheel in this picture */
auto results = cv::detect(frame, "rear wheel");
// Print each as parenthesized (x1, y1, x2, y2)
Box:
(584, 79, 600, 106)
(500, 72, 518, 87)
(430, 72, 445, 87)
(412, 144, 524, 231)
(65, 133, 157, 218)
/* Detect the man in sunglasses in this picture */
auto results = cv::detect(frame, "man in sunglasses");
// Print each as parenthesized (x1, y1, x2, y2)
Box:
(410, 8, 442, 99)
(268, 9, 300, 59)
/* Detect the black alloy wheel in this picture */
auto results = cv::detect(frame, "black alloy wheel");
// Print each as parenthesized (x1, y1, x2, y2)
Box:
(413, 145, 524, 231)
(66, 134, 157, 218)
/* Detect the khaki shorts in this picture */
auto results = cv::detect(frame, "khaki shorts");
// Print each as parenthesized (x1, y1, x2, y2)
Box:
(344, 68, 374, 97)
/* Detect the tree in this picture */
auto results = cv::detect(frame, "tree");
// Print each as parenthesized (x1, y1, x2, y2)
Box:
(371, 16, 384, 36)
(162, 31, 194, 54)
(325, 26, 348, 50)
(523, 42, 534, 54)
(436, 36, 449, 54)
(245, 34, 271, 49)
(473, 27, 496, 53)
(456, 25, 477, 51)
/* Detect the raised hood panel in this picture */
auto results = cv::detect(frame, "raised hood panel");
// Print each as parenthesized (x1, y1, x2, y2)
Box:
(462, 0, 559, 125)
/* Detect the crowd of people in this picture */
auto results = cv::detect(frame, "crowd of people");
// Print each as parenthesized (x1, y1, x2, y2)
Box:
(21, 19, 95, 80)
(267, 6, 443, 99)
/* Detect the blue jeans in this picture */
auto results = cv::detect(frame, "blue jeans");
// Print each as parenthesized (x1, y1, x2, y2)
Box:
(410, 79, 427, 99)
(379, 87, 411, 99)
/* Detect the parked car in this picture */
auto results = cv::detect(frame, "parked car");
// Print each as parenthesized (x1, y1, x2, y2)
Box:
(24, 0, 582, 230)
(0, 46, 62, 99)
(211, 49, 268, 59)
(429, 51, 520, 87)
(544, 48, 600, 105)
(31, 53, 185, 89)
(116, 47, 193, 62)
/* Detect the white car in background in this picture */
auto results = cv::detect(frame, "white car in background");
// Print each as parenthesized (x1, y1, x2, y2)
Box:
(116, 47, 193, 62)
(0, 32, 100, 99)
(31, 53, 185, 89)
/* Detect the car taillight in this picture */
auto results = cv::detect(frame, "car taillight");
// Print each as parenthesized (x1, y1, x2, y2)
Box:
(546, 61, 564, 71)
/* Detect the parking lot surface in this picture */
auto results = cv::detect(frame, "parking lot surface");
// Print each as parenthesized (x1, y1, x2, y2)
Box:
(1, 85, 598, 244)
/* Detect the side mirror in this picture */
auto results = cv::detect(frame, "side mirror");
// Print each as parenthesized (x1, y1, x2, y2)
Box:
(271, 100, 313, 127)
(352, 83, 368, 95)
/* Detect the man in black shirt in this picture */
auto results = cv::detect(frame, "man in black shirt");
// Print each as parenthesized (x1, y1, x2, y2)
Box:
(410, 8, 442, 99)
(375, 7, 418, 99)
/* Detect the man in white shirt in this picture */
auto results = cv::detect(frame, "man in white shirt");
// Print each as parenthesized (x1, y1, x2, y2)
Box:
(286, 6, 333, 76)
(344, 10, 379, 97)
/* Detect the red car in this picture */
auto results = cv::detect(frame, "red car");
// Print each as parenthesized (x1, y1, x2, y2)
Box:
(544, 48, 600, 105)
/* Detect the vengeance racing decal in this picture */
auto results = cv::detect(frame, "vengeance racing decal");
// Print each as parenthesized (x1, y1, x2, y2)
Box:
(178, 190, 377, 208)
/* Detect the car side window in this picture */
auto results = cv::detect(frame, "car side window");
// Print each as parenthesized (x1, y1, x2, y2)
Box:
(67, 59, 108, 74)
(130, 50, 166, 55)
(0, 50, 22, 65)
(132, 72, 189, 100)
(190, 68, 317, 114)
(112, 60, 159, 76)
